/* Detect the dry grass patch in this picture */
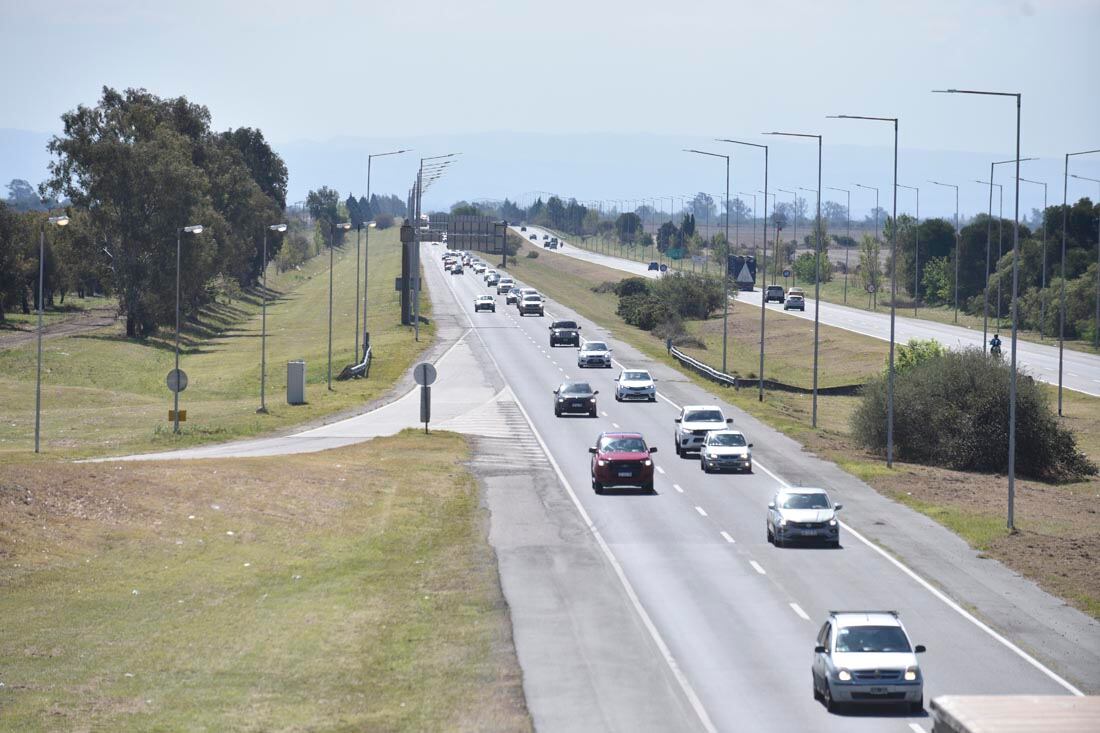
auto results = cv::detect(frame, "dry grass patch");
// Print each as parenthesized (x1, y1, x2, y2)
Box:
(0, 431, 530, 731)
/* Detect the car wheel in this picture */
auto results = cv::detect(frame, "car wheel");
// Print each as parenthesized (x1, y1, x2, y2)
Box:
(700, 460, 708, 473)
(674, 441, 682, 457)
(812, 672, 822, 701)
(643, 480, 654, 493)
(592, 479, 603, 493)
(767, 524, 774, 543)
(909, 698, 923, 714)
(823, 680, 837, 713)
(554, 409, 561, 417)
(589, 409, 597, 417)
(649, 396, 657, 402)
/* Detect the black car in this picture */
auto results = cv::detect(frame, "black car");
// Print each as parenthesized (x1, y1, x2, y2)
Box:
(647, 261, 659, 271)
(549, 320, 581, 347)
(554, 381, 598, 417)
(765, 285, 785, 303)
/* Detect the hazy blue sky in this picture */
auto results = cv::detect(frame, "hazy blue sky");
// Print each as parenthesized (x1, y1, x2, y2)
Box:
(2, 0, 1099, 216)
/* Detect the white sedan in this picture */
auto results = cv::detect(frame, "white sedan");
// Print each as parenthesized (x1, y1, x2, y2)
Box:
(614, 369, 656, 402)
(577, 341, 612, 368)
(473, 295, 496, 313)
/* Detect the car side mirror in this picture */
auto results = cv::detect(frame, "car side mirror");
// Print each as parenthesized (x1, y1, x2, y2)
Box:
(548, 326, 553, 329)
(674, 418, 682, 423)
(726, 418, 733, 423)
(814, 645, 826, 654)
(748, 443, 754, 448)
(553, 389, 559, 394)
(588, 447, 597, 454)
(834, 503, 843, 511)
(649, 446, 658, 453)
(767, 502, 775, 509)
(593, 390, 599, 395)
(577, 326, 582, 329)
(914, 645, 926, 654)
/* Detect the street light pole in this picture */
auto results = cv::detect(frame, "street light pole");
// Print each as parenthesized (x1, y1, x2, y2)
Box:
(258, 223, 287, 413)
(328, 221, 352, 390)
(826, 187, 851, 304)
(831, 115, 898, 467)
(934, 87, 1023, 530)
(1059, 150, 1100, 414)
(720, 140, 770, 402)
(175, 224, 204, 434)
(364, 149, 411, 359)
(855, 183, 881, 242)
(1069, 174, 1100, 349)
(768, 132, 823, 427)
(1019, 177, 1048, 337)
(684, 149, 732, 373)
(34, 214, 69, 452)
(929, 181, 960, 322)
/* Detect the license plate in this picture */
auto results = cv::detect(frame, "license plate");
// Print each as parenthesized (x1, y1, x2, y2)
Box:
(869, 687, 888, 695)
(801, 529, 819, 536)
(618, 471, 633, 477)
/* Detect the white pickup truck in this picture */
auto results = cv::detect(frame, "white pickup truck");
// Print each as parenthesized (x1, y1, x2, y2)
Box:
(930, 695, 1100, 732)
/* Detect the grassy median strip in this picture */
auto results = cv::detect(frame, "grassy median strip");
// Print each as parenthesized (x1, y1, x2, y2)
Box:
(0, 226, 431, 459)
(0, 430, 531, 731)
(509, 241, 1100, 619)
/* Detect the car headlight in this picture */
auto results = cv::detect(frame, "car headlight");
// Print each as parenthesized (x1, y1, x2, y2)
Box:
(705, 452, 717, 459)
(589, 398, 596, 403)
(778, 517, 787, 527)
(904, 667, 919, 682)
(643, 459, 652, 467)
(837, 669, 851, 682)
(557, 398, 564, 403)
(597, 460, 608, 467)
(828, 518, 837, 526)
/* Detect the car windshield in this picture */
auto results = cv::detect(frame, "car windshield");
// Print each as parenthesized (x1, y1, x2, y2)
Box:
(478, 296, 492, 301)
(554, 321, 578, 329)
(583, 342, 608, 351)
(560, 382, 592, 395)
(768, 286, 783, 292)
(622, 371, 651, 381)
(780, 493, 830, 509)
(684, 410, 724, 422)
(708, 433, 746, 447)
(599, 437, 646, 453)
(835, 626, 911, 653)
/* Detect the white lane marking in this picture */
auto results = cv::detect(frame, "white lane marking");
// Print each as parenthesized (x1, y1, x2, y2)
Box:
(749, 560, 766, 575)
(720, 531, 735, 543)
(601, 411, 609, 417)
(695, 506, 708, 517)
(673, 483, 684, 493)
(790, 603, 810, 621)
(656, 465, 666, 475)
(458, 299, 719, 732)
(612, 422, 620, 429)
(908, 724, 927, 733)
(558, 367, 564, 373)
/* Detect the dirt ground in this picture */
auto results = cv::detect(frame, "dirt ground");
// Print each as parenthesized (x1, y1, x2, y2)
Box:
(0, 305, 118, 350)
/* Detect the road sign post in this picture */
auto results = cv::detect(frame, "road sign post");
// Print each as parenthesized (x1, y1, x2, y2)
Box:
(413, 362, 437, 434)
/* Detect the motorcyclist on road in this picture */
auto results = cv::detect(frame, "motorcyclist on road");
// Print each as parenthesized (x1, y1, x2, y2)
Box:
(989, 333, 1002, 356)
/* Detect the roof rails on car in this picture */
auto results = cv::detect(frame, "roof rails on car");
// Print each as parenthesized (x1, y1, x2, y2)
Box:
(829, 610, 900, 617)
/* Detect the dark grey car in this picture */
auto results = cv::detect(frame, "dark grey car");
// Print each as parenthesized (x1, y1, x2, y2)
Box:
(554, 381, 598, 417)
(549, 320, 581, 346)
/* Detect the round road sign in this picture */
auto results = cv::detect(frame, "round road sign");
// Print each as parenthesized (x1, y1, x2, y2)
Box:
(166, 368, 189, 393)
(413, 362, 437, 386)
(782, 269, 791, 278)
(866, 284, 877, 293)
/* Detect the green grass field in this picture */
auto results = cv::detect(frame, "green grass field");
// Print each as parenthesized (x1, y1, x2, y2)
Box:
(0, 294, 116, 330)
(0, 226, 431, 459)
(0, 430, 531, 731)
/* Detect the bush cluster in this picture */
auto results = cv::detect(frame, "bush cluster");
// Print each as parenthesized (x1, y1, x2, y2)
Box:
(609, 273, 724, 332)
(852, 348, 1096, 480)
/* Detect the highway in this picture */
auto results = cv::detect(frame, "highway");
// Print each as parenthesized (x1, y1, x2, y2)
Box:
(436, 248, 1088, 732)
(511, 225, 1100, 397)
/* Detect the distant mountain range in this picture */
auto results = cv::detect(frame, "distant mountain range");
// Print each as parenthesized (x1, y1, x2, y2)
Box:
(5, 128, 1096, 221)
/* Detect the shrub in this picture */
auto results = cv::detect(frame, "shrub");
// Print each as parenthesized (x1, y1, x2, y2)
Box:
(894, 338, 945, 375)
(374, 213, 394, 229)
(617, 292, 673, 331)
(852, 348, 1096, 480)
(613, 277, 651, 297)
(591, 281, 618, 294)
(652, 272, 724, 320)
(525, 249, 540, 259)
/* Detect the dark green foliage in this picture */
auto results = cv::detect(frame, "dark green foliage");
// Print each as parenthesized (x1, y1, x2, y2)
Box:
(615, 212, 642, 244)
(525, 249, 539, 258)
(652, 272, 724, 320)
(374, 213, 394, 230)
(616, 292, 673, 330)
(852, 348, 1096, 480)
(612, 277, 651, 298)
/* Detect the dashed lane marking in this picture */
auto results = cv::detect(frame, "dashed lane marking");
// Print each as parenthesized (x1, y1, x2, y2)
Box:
(720, 531, 735, 543)
(656, 465, 665, 474)
(695, 506, 708, 517)
(750, 561, 766, 575)
(790, 603, 810, 621)
(673, 484, 684, 493)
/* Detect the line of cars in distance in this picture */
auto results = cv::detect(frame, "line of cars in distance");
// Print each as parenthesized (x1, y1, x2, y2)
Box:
(440, 245, 924, 715)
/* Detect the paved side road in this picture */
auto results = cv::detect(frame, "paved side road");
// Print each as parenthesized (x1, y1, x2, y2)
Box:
(513, 224, 1100, 397)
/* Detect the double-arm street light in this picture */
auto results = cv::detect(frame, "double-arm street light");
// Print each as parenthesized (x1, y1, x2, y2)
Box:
(328, 221, 352, 390)
(854, 183, 881, 243)
(825, 186, 851, 303)
(896, 184, 920, 316)
(829, 114, 898, 468)
(718, 138, 770, 402)
(928, 180, 960, 322)
(1059, 149, 1100, 414)
(34, 214, 69, 452)
(1069, 174, 1100, 350)
(1018, 177, 1048, 338)
(361, 149, 411, 361)
(934, 87, 1023, 530)
(413, 153, 458, 341)
(684, 149, 731, 373)
(175, 224, 204, 434)
(258, 223, 287, 413)
(765, 130, 823, 428)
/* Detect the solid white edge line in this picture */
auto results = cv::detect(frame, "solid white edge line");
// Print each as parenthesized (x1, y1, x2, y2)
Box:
(789, 603, 810, 621)
(749, 560, 766, 575)
(720, 531, 735, 543)
(446, 261, 719, 732)
(695, 506, 708, 517)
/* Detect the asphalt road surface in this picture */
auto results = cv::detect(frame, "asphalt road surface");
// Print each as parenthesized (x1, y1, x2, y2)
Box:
(439, 249, 1093, 732)
(511, 225, 1100, 397)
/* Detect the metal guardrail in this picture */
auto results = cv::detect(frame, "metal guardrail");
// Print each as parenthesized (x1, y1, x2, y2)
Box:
(668, 344, 865, 396)
(338, 343, 372, 380)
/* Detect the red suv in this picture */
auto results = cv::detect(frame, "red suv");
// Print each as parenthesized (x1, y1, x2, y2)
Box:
(589, 432, 658, 493)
